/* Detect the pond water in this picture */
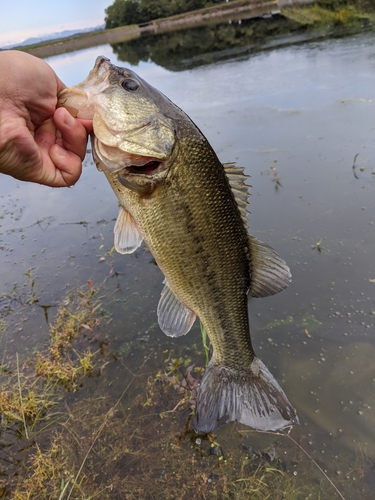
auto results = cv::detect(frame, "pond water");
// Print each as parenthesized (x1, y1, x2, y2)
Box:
(1, 15, 375, 499)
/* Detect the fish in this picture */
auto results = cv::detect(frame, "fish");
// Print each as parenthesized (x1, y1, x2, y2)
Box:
(58, 56, 299, 433)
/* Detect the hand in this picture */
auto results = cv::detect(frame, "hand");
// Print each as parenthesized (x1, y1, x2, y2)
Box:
(0, 51, 92, 187)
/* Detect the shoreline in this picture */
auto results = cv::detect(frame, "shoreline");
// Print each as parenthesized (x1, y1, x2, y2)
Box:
(11, 0, 313, 59)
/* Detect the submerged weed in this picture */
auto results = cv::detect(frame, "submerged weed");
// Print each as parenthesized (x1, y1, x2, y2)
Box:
(0, 282, 106, 498)
(9, 376, 348, 500)
(34, 280, 103, 390)
(98, 233, 120, 277)
(156, 355, 204, 415)
(200, 321, 210, 366)
(0, 282, 366, 499)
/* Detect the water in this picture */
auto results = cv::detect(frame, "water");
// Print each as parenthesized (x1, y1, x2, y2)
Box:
(1, 16, 375, 499)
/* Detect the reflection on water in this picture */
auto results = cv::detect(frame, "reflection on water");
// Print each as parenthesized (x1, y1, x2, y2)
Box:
(2, 16, 375, 499)
(110, 12, 375, 72)
(111, 14, 306, 71)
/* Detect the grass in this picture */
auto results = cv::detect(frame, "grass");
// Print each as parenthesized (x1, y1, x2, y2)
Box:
(0, 280, 370, 499)
(200, 320, 211, 366)
(10, 376, 354, 500)
(283, 4, 369, 27)
(34, 281, 102, 389)
(0, 281, 106, 498)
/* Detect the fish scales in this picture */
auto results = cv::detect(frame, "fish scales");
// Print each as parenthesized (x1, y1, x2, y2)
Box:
(105, 127, 254, 368)
(58, 56, 298, 433)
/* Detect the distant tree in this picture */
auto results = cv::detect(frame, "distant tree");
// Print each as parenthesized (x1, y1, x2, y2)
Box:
(140, 0, 172, 22)
(105, 0, 142, 29)
(105, 0, 226, 29)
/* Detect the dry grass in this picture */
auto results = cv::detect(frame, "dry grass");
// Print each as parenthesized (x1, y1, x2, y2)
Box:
(0, 282, 370, 499)
(0, 281, 105, 498)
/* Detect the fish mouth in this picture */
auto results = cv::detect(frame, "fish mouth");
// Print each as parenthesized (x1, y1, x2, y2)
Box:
(93, 135, 171, 177)
(95, 56, 112, 74)
(124, 160, 166, 176)
(115, 156, 170, 195)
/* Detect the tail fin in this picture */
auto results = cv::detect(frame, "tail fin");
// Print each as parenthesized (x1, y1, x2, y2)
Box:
(194, 357, 298, 433)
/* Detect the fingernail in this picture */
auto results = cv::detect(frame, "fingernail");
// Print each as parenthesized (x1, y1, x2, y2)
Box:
(64, 111, 75, 126)
(56, 144, 67, 157)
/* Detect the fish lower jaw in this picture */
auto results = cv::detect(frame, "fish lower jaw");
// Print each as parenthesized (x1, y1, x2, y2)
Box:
(115, 162, 169, 195)
(124, 160, 167, 176)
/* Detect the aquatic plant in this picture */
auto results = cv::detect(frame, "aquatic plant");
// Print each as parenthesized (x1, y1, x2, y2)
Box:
(156, 355, 204, 415)
(0, 280, 370, 499)
(0, 282, 106, 497)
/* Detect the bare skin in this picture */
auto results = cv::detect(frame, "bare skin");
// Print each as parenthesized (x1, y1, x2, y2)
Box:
(0, 51, 93, 187)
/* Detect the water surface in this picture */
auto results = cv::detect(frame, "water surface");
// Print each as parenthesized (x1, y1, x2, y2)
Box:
(1, 18, 375, 499)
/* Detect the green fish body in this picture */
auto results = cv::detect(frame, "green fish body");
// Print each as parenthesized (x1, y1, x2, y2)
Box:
(59, 57, 298, 433)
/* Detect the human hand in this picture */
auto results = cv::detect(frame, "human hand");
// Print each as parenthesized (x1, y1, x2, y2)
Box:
(0, 51, 92, 187)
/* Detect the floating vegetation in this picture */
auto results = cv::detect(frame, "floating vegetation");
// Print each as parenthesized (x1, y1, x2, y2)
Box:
(260, 162, 283, 190)
(311, 236, 332, 254)
(260, 315, 294, 331)
(98, 233, 120, 278)
(270, 165, 282, 189)
(299, 313, 321, 333)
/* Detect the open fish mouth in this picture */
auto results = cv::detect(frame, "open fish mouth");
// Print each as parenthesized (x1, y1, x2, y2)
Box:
(124, 159, 166, 176)
(114, 155, 170, 195)
(92, 135, 172, 180)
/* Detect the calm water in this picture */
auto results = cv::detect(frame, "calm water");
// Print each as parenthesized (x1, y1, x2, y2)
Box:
(1, 18, 375, 499)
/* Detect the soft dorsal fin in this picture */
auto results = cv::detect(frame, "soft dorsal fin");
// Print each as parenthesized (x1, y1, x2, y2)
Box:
(157, 281, 196, 337)
(248, 235, 292, 297)
(114, 206, 143, 254)
(223, 162, 251, 224)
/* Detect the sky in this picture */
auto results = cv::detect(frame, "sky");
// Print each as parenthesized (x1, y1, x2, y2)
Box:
(0, 0, 112, 47)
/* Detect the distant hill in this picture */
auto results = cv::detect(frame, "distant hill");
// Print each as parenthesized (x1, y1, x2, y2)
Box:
(2, 24, 105, 49)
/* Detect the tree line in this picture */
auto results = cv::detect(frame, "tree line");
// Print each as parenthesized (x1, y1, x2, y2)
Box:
(105, 0, 226, 29)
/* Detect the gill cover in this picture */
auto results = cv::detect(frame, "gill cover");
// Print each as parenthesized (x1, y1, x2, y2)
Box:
(59, 56, 176, 176)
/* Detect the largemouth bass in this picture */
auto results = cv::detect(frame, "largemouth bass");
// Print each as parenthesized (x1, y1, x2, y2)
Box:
(59, 57, 298, 433)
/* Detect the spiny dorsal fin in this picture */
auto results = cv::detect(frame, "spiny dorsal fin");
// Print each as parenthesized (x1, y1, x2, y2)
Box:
(248, 235, 292, 297)
(223, 162, 251, 224)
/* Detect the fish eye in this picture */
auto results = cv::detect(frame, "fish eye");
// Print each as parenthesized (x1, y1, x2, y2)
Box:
(121, 79, 139, 92)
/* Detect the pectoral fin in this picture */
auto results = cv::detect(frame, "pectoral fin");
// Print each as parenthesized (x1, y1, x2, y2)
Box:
(114, 206, 143, 254)
(157, 281, 196, 337)
(248, 235, 292, 297)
